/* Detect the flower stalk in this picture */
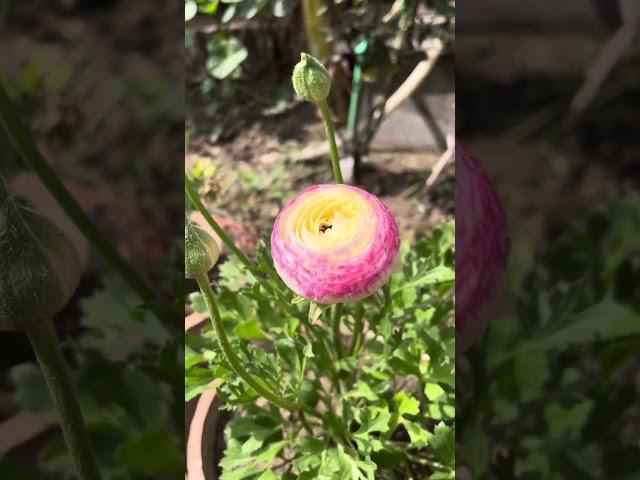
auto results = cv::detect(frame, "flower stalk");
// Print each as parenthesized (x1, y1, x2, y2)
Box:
(292, 53, 343, 183)
(195, 273, 302, 413)
(26, 320, 102, 480)
(318, 99, 343, 183)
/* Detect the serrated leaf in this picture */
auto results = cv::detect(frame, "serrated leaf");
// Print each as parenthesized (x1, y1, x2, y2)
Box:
(354, 407, 391, 435)
(345, 381, 378, 402)
(234, 319, 271, 341)
(403, 420, 429, 444)
(492, 300, 640, 368)
(394, 391, 420, 416)
(392, 264, 454, 294)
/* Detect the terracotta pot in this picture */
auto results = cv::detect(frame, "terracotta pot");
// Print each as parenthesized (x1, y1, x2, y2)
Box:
(185, 312, 231, 480)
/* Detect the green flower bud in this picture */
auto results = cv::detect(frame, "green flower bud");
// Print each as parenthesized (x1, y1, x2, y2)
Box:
(185, 220, 219, 279)
(292, 52, 331, 103)
(0, 177, 81, 331)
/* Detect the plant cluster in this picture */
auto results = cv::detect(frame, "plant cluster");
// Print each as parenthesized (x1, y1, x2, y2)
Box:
(185, 52, 455, 479)
(457, 196, 640, 478)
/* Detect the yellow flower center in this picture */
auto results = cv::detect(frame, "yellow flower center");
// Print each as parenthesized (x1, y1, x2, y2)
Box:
(280, 186, 377, 256)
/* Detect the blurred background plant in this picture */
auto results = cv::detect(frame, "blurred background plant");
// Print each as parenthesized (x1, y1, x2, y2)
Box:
(455, 0, 640, 477)
(0, 1, 184, 478)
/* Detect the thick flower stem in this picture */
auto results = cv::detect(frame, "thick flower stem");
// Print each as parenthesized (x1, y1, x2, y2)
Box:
(0, 79, 166, 328)
(195, 273, 312, 415)
(25, 320, 102, 480)
(317, 99, 343, 183)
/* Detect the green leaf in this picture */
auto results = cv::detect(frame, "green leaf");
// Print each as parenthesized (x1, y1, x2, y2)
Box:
(394, 391, 420, 416)
(403, 420, 429, 444)
(257, 472, 278, 480)
(206, 38, 248, 80)
(492, 300, 640, 368)
(220, 439, 288, 480)
(291, 295, 306, 305)
(234, 319, 271, 341)
(544, 400, 593, 439)
(115, 429, 183, 475)
(392, 264, 454, 294)
(345, 381, 378, 402)
(79, 275, 169, 354)
(293, 437, 327, 472)
(424, 382, 446, 403)
(11, 363, 52, 412)
(336, 445, 377, 480)
(428, 422, 454, 465)
(189, 291, 207, 313)
(309, 301, 330, 323)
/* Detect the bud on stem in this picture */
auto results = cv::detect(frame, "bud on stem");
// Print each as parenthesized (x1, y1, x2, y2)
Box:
(185, 218, 220, 279)
(0, 176, 80, 331)
(292, 52, 332, 103)
(291, 52, 343, 183)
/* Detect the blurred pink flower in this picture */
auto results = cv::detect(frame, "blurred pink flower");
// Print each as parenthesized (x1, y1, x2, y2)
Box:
(456, 144, 510, 350)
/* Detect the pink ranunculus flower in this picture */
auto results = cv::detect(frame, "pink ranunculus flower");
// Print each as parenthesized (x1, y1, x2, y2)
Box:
(456, 144, 510, 350)
(271, 184, 400, 304)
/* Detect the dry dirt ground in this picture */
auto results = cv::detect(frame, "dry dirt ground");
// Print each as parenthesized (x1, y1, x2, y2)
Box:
(186, 100, 454, 255)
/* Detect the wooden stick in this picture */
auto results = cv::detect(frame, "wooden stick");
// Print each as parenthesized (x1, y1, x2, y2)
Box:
(384, 38, 444, 118)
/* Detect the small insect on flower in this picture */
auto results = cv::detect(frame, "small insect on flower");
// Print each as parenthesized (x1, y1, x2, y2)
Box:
(456, 144, 510, 351)
(271, 184, 400, 304)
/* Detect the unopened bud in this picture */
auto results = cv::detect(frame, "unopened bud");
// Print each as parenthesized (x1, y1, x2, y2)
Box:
(0, 177, 80, 330)
(185, 219, 219, 279)
(292, 53, 331, 103)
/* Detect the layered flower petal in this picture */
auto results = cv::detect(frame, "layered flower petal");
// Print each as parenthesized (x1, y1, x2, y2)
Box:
(456, 144, 510, 350)
(271, 184, 399, 304)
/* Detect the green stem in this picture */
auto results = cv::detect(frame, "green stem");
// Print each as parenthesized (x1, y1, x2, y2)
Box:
(317, 99, 343, 183)
(25, 320, 102, 480)
(0, 79, 166, 327)
(185, 176, 255, 273)
(195, 273, 314, 415)
(332, 305, 343, 359)
(349, 314, 363, 356)
(185, 176, 299, 317)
